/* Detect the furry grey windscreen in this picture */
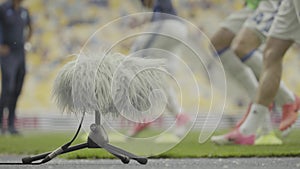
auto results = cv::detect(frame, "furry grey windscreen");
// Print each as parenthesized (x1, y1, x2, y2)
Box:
(52, 52, 168, 119)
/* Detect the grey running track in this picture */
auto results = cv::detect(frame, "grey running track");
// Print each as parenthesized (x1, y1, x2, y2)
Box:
(0, 156, 300, 169)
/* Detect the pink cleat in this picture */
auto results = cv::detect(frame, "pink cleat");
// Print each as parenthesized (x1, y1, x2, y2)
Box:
(173, 113, 190, 137)
(128, 113, 191, 138)
(211, 129, 255, 145)
(176, 113, 190, 126)
(128, 122, 152, 137)
(279, 95, 300, 133)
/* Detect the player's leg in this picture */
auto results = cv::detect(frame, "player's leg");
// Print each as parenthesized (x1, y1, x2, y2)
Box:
(225, 1, 273, 134)
(239, 37, 292, 135)
(231, 0, 277, 97)
(231, 27, 261, 59)
(239, 48, 299, 133)
(128, 20, 188, 137)
(164, 85, 190, 137)
(210, 8, 260, 145)
(232, 0, 299, 136)
(128, 21, 164, 137)
(212, 1, 287, 145)
(234, 0, 279, 78)
(210, 27, 234, 53)
(256, 37, 294, 126)
(228, 27, 267, 137)
(211, 7, 252, 54)
(210, 8, 258, 100)
(151, 20, 191, 137)
(238, 0, 300, 140)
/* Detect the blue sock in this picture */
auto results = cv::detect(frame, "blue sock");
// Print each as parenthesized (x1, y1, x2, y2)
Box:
(241, 49, 256, 62)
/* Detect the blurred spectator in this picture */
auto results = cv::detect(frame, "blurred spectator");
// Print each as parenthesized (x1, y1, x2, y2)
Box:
(0, 0, 32, 135)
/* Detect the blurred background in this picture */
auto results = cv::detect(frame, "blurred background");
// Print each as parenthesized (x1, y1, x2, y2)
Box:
(0, 0, 299, 132)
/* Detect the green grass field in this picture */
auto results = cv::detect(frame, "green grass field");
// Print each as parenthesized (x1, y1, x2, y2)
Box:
(0, 129, 299, 159)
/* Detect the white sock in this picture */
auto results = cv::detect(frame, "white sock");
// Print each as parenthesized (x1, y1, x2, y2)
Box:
(242, 50, 262, 79)
(239, 104, 269, 135)
(260, 112, 273, 135)
(219, 48, 258, 99)
(274, 82, 295, 106)
(166, 87, 181, 116)
(242, 50, 295, 106)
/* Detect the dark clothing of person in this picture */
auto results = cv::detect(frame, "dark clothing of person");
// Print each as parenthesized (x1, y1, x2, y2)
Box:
(0, 1, 30, 130)
(151, 0, 177, 22)
(0, 1, 30, 50)
(140, 0, 178, 50)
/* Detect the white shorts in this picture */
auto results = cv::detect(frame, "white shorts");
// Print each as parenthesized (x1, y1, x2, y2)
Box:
(221, 7, 254, 34)
(244, 0, 282, 39)
(268, 0, 300, 44)
(130, 19, 188, 53)
(130, 19, 188, 73)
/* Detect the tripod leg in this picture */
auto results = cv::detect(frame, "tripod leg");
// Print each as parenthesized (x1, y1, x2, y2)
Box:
(22, 152, 50, 164)
(103, 144, 147, 165)
(22, 143, 88, 164)
(110, 152, 130, 164)
(89, 112, 148, 165)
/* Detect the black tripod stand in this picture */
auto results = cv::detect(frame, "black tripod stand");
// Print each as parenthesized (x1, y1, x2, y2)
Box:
(21, 111, 148, 165)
